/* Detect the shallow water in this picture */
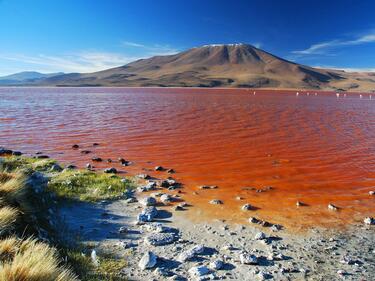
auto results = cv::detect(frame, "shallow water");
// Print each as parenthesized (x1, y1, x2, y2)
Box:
(1, 87, 374, 229)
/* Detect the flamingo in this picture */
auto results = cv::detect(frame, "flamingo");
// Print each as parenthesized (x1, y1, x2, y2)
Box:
(360, 94, 363, 99)
(336, 93, 340, 98)
(296, 92, 299, 96)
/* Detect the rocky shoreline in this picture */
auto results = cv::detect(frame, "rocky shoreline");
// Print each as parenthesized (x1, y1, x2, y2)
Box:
(1, 147, 374, 280)
(61, 180, 375, 281)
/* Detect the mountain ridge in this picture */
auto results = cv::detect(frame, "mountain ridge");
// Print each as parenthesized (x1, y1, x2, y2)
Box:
(3, 44, 375, 91)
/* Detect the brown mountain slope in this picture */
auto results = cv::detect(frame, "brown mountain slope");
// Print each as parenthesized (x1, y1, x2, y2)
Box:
(38, 44, 375, 91)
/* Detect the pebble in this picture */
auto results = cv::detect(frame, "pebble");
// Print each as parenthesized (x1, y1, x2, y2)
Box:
(104, 167, 117, 174)
(92, 157, 102, 162)
(125, 197, 138, 203)
(209, 260, 224, 270)
(239, 253, 258, 265)
(209, 199, 223, 205)
(160, 194, 173, 203)
(255, 232, 267, 240)
(144, 233, 176, 246)
(188, 266, 210, 278)
(118, 226, 127, 234)
(364, 217, 375, 225)
(139, 251, 157, 270)
(137, 206, 158, 223)
(155, 166, 164, 171)
(241, 203, 253, 211)
(328, 204, 338, 211)
(140, 196, 157, 206)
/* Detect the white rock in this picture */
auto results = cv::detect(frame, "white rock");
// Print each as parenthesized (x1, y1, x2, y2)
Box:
(91, 250, 99, 267)
(328, 203, 338, 211)
(144, 233, 176, 246)
(364, 217, 375, 225)
(143, 222, 169, 233)
(209, 259, 223, 270)
(241, 203, 253, 211)
(240, 253, 258, 265)
(177, 245, 205, 262)
(125, 197, 137, 203)
(188, 265, 210, 278)
(160, 193, 173, 203)
(209, 199, 223, 205)
(138, 251, 157, 270)
(140, 196, 157, 206)
(255, 231, 267, 240)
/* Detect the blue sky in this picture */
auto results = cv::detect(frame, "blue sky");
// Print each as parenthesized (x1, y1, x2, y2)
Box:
(1, 0, 375, 75)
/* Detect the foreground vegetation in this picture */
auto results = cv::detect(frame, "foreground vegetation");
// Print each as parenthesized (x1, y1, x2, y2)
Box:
(0, 155, 134, 280)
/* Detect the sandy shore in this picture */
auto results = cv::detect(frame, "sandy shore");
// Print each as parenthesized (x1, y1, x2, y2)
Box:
(60, 190, 375, 280)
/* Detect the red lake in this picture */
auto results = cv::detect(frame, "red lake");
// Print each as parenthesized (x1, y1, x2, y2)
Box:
(1, 87, 375, 230)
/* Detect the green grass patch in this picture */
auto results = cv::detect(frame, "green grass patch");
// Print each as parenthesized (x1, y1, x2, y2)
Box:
(63, 247, 127, 281)
(48, 169, 134, 202)
(0, 156, 58, 173)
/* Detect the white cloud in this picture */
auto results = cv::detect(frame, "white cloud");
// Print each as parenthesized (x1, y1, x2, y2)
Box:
(0, 41, 180, 75)
(252, 42, 262, 49)
(121, 41, 179, 55)
(292, 32, 375, 56)
(314, 65, 375, 73)
(0, 51, 147, 74)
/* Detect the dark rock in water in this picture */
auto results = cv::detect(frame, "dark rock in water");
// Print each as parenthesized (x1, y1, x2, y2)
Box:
(167, 168, 175, 174)
(72, 144, 79, 149)
(107, 159, 112, 163)
(12, 151, 22, 156)
(104, 167, 117, 174)
(93, 143, 99, 146)
(35, 155, 49, 159)
(249, 217, 260, 224)
(86, 163, 93, 170)
(81, 150, 91, 154)
(296, 201, 306, 207)
(66, 164, 77, 169)
(174, 205, 184, 211)
(160, 180, 170, 188)
(92, 157, 103, 162)
(241, 203, 253, 211)
(209, 199, 223, 205)
(328, 203, 339, 211)
(118, 158, 130, 166)
(137, 174, 151, 180)
(155, 166, 164, 171)
(0, 148, 13, 155)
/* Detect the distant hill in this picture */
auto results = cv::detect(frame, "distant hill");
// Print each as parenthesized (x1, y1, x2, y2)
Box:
(5, 44, 375, 91)
(0, 71, 64, 85)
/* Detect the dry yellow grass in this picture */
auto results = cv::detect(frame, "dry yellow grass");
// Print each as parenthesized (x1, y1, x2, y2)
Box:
(0, 207, 18, 236)
(0, 171, 78, 281)
(0, 237, 78, 281)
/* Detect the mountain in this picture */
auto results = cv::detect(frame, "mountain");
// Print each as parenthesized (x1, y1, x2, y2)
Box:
(8, 44, 375, 91)
(0, 71, 64, 85)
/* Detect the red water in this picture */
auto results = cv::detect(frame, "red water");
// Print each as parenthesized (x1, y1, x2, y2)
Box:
(1, 87, 375, 229)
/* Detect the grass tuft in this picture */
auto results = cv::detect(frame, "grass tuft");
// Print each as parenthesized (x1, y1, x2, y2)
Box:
(0, 207, 18, 236)
(0, 237, 78, 281)
(48, 169, 134, 202)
